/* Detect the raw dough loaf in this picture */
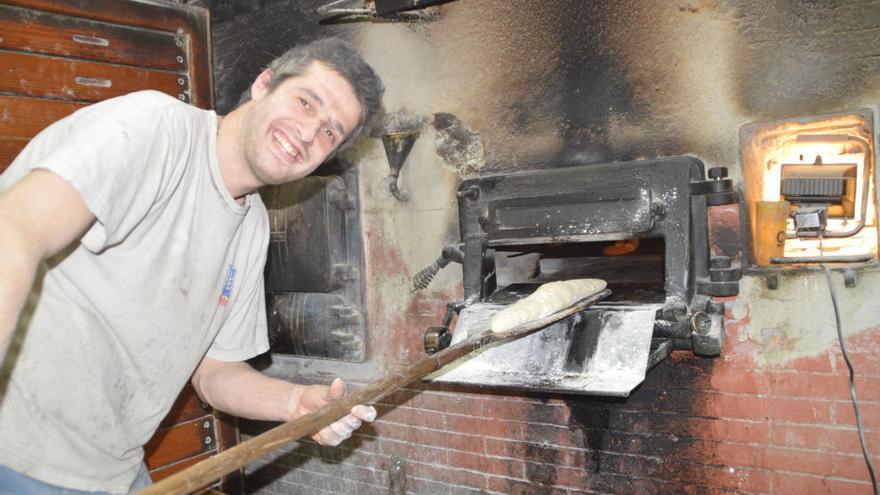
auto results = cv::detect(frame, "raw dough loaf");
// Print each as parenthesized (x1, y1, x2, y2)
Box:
(490, 278, 607, 334)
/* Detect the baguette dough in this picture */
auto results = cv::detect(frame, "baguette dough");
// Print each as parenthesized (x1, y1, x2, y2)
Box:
(490, 278, 607, 334)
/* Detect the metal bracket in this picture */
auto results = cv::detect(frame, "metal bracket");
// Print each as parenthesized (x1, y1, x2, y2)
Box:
(317, 0, 451, 21)
(388, 456, 407, 495)
(381, 131, 419, 202)
(697, 255, 742, 296)
(690, 166, 739, 206)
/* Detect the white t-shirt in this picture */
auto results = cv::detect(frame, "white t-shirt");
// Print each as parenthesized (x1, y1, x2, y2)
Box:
(0, 91, 270, 493)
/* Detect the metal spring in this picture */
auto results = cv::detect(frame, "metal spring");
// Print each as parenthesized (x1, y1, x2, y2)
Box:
(411, 257, 446, 292)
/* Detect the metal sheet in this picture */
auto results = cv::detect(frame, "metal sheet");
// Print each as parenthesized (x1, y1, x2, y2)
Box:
(427, 302, 660, 396)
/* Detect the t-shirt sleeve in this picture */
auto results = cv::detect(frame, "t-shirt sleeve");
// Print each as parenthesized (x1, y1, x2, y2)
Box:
(6, 92, 186, 253)
(205, 210, 271, 362)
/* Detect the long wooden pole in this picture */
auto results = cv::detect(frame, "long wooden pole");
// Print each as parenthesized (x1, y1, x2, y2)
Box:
(139, 289, 610, 495)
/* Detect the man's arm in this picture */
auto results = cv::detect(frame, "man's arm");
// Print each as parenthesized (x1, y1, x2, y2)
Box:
(191, 357, 376, 446)
(0, 170, 94, 359)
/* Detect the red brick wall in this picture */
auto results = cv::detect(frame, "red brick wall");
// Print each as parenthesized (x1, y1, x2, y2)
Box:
(244, 315, 880, 494)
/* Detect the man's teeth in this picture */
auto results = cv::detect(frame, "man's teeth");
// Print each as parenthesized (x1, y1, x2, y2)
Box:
(273, 134, 298, 160)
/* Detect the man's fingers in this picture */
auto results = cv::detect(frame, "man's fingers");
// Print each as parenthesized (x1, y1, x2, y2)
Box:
(311, 413, 366, 446)
(313, 428, 343, 447)
(305, 378, 345, 409)
(329, 420, 355, 438)
(341, 414, 362, 430)
(351, 405, 377, 422)
(327, 377, 346, 400)
(303, 379, 375, 447)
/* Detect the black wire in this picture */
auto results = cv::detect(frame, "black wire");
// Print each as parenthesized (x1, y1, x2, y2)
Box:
(821, 264, 878, 494)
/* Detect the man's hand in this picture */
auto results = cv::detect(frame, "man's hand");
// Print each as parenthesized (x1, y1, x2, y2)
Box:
(288, 378, 377, 446)
(192, 359, 375, 446)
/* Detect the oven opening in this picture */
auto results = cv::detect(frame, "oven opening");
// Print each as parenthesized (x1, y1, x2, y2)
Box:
(489, 237, 667, 304)
(740, 110, 877, 265)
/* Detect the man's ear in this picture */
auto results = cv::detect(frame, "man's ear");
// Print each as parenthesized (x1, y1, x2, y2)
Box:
(250, 68, 274, 101)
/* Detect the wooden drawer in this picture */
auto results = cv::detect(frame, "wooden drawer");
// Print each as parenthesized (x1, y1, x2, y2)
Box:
(0, 51, 189, 103)
(145, 384, 242, 493)
(2, 0, 212, 109)
(0, 95, 85, 138)
(2, 0, 208, 33)
(0, 4, 186, 71)
(0, 96, 85, 173)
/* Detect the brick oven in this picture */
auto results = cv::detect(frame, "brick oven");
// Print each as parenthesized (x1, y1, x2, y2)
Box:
(206, 1, 880, 494)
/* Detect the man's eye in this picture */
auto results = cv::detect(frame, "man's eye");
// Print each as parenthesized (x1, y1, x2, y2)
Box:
(324, 128, 336, 142)
(298, 97, 308, 107)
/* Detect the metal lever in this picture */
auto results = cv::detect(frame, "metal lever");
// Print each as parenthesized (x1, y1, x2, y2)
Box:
(423, 302, 462, 354)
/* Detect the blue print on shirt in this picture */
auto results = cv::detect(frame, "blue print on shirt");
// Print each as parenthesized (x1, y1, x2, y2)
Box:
(218, 264, 237, 307)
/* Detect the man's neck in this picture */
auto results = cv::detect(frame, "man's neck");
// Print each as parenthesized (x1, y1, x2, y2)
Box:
(216, 102, 257, 204)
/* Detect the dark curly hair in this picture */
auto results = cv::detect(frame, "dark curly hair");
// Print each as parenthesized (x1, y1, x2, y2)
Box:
(244, 37, 384, 152)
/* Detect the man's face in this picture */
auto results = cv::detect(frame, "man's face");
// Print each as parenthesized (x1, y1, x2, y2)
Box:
(243, 61, 363, 186)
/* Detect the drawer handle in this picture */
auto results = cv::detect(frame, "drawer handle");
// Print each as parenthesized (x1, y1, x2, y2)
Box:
(72, 34, 110, 47)
(74, 76, 112, 88)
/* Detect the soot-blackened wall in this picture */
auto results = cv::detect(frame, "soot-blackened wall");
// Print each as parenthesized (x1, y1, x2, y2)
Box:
(208, 1, 880, 493)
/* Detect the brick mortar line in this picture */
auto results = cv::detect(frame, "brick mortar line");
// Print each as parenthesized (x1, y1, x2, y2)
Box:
(404, 457, 512, 479)
(702, 390, 880, 403)
(372, 411, 877, 442)
(268, 462, 388, 491)
(272, 477, 357, 494)
(405, 474, 510, 495)
(390, 387, 572, 405)
(281, 471, 387, 492)
(419, 408, 874, 430)
(712, 369, 880, 377)
(740, 466, 877, 484)
(378, 397, 880, 426)
(380, 406, 868, 431)
(280, 449, 389, 474)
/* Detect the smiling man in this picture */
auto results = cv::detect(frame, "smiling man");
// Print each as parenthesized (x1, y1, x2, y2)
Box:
(0, 38, 383, 494)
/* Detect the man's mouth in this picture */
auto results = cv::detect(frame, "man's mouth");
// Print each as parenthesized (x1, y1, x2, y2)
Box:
(272, 130, 302, 163)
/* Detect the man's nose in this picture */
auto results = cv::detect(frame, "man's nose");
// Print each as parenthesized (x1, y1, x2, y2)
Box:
(300, 116, 322, 144)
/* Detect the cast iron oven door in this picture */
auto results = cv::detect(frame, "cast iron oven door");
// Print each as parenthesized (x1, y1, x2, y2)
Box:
(428, 156, 734, 396)
(263, 169, 366, 362)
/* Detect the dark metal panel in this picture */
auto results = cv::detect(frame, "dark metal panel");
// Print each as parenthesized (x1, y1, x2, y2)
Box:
(488, 188, 653, 241)
(263, 167, 367, 362)
(267, 292, 365, 361)
(264, 176, 346, 293)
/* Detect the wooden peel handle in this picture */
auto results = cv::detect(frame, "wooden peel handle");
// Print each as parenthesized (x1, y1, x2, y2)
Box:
(138, 289, 610, 495)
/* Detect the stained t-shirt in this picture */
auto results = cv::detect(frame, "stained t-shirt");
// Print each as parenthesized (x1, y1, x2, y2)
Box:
(0, 91, 269, 493)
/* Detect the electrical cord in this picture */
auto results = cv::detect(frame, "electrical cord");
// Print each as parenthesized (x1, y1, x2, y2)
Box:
(819, 235, 878, 494)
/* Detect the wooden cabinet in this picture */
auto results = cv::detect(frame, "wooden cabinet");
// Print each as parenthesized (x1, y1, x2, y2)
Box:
(1, 1, 237, 491)
(0, 0, 212, 173)
(145, 385, 243, 494)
